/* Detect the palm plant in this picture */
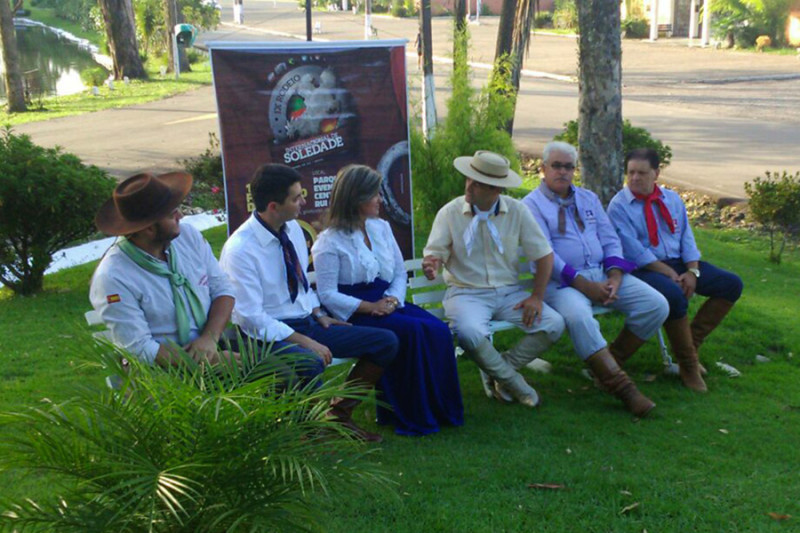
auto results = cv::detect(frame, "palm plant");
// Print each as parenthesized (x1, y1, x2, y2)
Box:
(0, 335, 393, 532)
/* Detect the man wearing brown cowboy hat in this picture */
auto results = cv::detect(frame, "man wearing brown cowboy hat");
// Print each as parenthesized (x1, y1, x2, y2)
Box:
(423, 151, 565, 408)
(90, 171, 236, 367)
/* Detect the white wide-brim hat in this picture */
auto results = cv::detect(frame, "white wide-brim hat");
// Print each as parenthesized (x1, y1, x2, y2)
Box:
(453, 150, 522, 189)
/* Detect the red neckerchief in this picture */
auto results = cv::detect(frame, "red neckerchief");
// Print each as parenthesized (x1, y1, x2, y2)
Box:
(633, 187, 675, 246)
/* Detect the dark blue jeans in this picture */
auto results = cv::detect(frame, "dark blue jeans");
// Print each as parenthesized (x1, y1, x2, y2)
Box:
(264, 315, 399, 381)
(633, 259, 743, 320)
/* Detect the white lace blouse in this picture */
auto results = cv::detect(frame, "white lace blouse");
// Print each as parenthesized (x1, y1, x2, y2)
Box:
(311, 218, 407, 320)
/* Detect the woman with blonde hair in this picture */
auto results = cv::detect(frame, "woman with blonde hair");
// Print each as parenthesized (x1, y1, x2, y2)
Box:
(312, 165, 463, 436)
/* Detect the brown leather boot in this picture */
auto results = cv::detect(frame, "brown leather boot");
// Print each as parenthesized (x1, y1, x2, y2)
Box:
(586, 349, 655, 417)
(692, 298, 735, 350)
(663, 317, 707, 392)
(329, 359, 385, 442)
(609, 328, 647, 367)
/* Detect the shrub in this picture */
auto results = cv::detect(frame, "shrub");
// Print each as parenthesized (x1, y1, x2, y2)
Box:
(534, 11, 554, 29)
(180, 132, 225, 212)
(744, 170, 800, 264)
(621, 17, 649, 38)
(391, 0, 407, 17)
(553, 0, 578, 30)
(0, 339, 392, 532)
(79, 65, 109, 87)
(0, 127, 115, 295)
(411, 29, 519, 234)
(554, 119, 673, 170)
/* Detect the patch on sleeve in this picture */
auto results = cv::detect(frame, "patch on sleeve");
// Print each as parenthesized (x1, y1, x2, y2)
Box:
(106, 294, 121, 304)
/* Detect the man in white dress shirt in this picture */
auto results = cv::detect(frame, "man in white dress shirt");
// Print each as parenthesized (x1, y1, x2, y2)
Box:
(90, 172, 236, 367)
(422, 151, 565, 408)
(220, 163, 398, 442)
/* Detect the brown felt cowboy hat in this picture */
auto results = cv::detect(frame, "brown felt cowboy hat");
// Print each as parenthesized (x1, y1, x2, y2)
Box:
(95, 172, 193, 236)
(453, 150, 522, 189)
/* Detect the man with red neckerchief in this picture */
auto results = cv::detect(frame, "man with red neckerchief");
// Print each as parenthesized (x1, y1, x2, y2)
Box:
(607, 148, 743, 393)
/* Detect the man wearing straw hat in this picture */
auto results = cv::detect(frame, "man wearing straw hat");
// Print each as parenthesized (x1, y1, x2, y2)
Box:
(90, 171, 236, 367)
(423, 151, 565, 408)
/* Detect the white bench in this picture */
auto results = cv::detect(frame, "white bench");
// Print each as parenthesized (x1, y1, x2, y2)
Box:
(86, 259, 676, 385)
(403, 258, 677, 381)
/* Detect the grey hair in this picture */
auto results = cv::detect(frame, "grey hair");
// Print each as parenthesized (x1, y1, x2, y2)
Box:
(542, 141, 578, 165)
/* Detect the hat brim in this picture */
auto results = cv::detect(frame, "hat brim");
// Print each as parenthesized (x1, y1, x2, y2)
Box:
(95, 172, 193, 236)
(453, 156, 522, 189)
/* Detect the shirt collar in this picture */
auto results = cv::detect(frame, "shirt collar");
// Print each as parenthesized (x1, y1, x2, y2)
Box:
(461, 195, 509, 215)
(624, 185, 663, 204)
(251, 211, 281, 246)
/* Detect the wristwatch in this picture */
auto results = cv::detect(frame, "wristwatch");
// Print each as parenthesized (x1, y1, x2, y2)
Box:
(688, 267, 701, 279)
(312, 309, 327, 320)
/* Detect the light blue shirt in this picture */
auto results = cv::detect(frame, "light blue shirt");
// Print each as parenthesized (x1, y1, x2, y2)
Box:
(522, 185, 632, 286)
(607, 185, 701, 268)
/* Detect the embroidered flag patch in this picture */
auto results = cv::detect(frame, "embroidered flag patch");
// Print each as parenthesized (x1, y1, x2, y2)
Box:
(107, 294, 121, 304)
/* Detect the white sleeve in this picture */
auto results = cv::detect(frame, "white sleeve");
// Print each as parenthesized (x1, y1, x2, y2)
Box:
(90, 269, 160, 364)
(219, 241, 294, 342)
(312, 233, 362, 320)
(383, 222, 407, 305)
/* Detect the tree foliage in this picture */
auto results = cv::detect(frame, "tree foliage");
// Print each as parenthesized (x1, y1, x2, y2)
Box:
(744, 170, 800, 263)
(709, 0, 792, 47)
(555, 119, 673, 170)
(0, 339, 393, 532)
(0, 128, 115, 295)
(412, 28, 518, 234)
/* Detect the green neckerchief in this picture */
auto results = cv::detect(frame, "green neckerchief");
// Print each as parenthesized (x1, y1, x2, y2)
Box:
(117, 237, 207, 345)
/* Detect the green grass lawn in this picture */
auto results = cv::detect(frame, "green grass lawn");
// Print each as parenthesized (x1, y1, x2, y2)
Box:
(1, 225, 799, 532)
(24, 6, 104, 48)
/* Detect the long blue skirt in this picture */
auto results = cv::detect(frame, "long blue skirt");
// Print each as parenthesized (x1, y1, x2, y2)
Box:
(338, 279, 464, 436)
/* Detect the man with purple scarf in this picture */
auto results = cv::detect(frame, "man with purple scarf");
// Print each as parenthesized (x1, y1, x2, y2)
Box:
(220, 163, 398, 443)
(522, 142, 668, 417)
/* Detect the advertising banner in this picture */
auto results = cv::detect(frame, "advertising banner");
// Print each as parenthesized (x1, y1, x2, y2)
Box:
(209, 41, 413, 259)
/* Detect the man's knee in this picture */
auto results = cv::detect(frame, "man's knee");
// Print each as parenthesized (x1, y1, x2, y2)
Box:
(453, 326, 488, 352)
(357, 327, 399, 368)
(537, 307, 566, 342)
(724, 272, 744, 302)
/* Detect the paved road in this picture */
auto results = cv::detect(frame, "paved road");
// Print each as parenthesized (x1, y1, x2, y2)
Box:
(16, 0, 800, 198)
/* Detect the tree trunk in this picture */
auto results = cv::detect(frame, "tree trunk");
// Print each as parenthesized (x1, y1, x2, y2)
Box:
(419, 0, 436, 138)
(164, 0, 189, 73)
(493, 0, 534, 134)
(454, 0, 467, 34)
(495, 0, 516, 60)
(577, 0, 623, 206)
(0, 0, 26, 112)
(98, 0, 147, 79)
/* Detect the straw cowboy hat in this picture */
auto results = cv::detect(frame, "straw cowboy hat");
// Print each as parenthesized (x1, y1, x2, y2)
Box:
(453, 150, 522, 189)
(95, 172, 193, 236)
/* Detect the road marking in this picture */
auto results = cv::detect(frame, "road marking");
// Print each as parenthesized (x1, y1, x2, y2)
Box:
(165, 113, 218, 125)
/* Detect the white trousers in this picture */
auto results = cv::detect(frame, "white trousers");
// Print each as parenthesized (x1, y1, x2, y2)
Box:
(443, 284, 565, 351)
(545, 268, 669, 360)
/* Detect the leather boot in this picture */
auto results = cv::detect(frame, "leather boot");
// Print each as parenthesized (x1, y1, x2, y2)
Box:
(692, 298, 735, 350)
(663, 317, 707, 392)
(471, 338, 539, 407)
(329, 359, 385, 442)
(609, 328, 647, 367)
(586, 349, 655, 417)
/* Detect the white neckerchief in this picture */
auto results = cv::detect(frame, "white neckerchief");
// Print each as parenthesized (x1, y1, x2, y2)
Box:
(463, 201, 503, 256)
